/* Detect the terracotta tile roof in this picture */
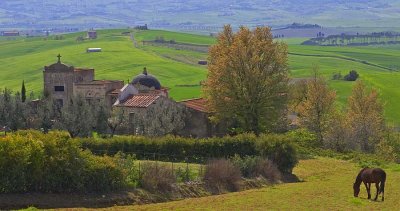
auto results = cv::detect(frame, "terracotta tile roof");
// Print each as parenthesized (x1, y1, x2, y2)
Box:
(180, 98, 208, 113)
(118, 94, 160, 108)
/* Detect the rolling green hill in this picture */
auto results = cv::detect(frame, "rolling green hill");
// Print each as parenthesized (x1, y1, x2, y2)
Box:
(1, 29, 400, 123)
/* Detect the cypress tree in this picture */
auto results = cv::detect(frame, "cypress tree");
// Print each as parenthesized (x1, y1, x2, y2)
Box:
(21, 80, 26, 102)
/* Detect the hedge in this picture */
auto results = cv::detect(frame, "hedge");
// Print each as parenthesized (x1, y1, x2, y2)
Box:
(0, 131, 125, 193)
(79, 133, 298, 173)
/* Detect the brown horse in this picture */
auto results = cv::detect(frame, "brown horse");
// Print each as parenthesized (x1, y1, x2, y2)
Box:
(353, 167, 386, 201)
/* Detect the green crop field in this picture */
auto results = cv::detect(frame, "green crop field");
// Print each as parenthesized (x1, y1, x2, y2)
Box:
(111, 157, 400, 210)
(1, 29, 400, 123)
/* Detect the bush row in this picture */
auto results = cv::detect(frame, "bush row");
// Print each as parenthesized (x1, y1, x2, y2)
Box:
(0, 131, 125, 193)
(79, 133, 298, 173)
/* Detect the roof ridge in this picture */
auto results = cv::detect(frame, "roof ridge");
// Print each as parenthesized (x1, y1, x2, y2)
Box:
(179, 97, 204, 102)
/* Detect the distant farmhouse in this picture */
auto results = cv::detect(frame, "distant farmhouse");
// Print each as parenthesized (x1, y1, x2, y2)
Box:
(86, 48, 102, 53)
(1, 31, 20, 36)
(87, 30, 97, 39)
(43, 55, 223, 137)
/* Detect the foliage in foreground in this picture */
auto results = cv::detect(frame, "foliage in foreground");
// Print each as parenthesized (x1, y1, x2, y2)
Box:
(0, 131, 296, 194)
(0, 131, 125, 193)
(80, 133, 298, 173)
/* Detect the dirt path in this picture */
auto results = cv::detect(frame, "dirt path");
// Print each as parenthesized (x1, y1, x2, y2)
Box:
(288, 52, 395, 72)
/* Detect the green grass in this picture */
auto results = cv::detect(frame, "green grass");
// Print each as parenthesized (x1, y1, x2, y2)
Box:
(2, 29, 400, 122)
(118, 157, 400, 210)
(134, 30, 215, 45)
(287, 41, 400, 123)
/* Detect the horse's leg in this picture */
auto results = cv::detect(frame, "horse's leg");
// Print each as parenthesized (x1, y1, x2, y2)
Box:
(368, 183, 372, 199)
(374, 183, 379, 201)
(364, 182, 371, 199)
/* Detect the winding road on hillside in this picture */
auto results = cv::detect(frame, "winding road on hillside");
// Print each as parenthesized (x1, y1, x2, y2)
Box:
(144, 40, 396, 72)
(288, 52, 396, 72)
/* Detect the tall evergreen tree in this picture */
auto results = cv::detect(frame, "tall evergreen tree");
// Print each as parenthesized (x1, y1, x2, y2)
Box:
(21, 80, 26, 103)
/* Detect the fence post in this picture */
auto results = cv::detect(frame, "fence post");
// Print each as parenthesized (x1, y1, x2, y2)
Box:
(138, 160, 141, 180)
(155, 153, 158, 173)
(199, 164, 203, 179)
(172, 162, 174, 178)
(186, 161, 189, 182)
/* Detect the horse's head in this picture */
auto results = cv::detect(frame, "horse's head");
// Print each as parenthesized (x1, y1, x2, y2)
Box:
(353, 182, 360, 197)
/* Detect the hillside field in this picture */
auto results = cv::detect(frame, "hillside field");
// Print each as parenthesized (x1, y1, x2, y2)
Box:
(73, 157, 399, 210)
(1, 29, 400, 123)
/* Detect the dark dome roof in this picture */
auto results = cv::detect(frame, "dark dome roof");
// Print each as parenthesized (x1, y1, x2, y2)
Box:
(131, 68, 161, 90)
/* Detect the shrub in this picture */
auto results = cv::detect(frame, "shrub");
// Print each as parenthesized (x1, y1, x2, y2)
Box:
(80, 133, 259, 162)
(332, 72, 342, 80)
(0, 130, 126, 193)
(344, 70, 359, 81)
(81, 152, 126, 192)
(231, 155, 259, 178)
(231, 155, 281, 182)
(254, 159, 282, 183)
(204, 159, 242, 193)
(256, 134, 298, 174)
(139, 162, 176, 192)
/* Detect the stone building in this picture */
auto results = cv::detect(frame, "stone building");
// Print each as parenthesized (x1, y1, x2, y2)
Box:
(112, 68, 173, 133)
(87, 30, 97, 39)
(43, 56, 225, 137)
(180, 98, 228, 138)
(1, 31, 19, 36)
(43, 54, 123, 106)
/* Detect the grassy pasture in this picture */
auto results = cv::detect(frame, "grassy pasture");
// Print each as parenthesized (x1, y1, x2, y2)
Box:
(114, 158, 400, 210)
(287, 40, 400, 123)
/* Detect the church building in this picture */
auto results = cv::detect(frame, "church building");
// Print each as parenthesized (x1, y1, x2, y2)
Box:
(43, 55, 224, 138)
(43, 54, 123, 107)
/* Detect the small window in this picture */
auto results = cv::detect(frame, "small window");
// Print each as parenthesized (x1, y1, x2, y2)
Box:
(54, 86, 64, 92)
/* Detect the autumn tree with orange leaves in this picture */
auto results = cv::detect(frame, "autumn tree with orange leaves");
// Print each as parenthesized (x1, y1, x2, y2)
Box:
(295, 68, 337, 144)
(204, 25, 289, 135)
(347, 80, 385, 152)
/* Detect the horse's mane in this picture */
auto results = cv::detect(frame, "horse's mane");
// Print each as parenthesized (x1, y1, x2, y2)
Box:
(355, 167, 369, 184)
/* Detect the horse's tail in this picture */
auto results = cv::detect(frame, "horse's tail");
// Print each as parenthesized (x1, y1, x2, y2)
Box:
(380, 171, 386, 194)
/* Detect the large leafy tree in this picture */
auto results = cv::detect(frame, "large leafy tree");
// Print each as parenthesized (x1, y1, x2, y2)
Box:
(134, 99, 188, 137)
(295, 68, 337, 143)
(204, 25, 289, 135)
(60, 95, 93, 138)
(347, 80, 384, 152)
